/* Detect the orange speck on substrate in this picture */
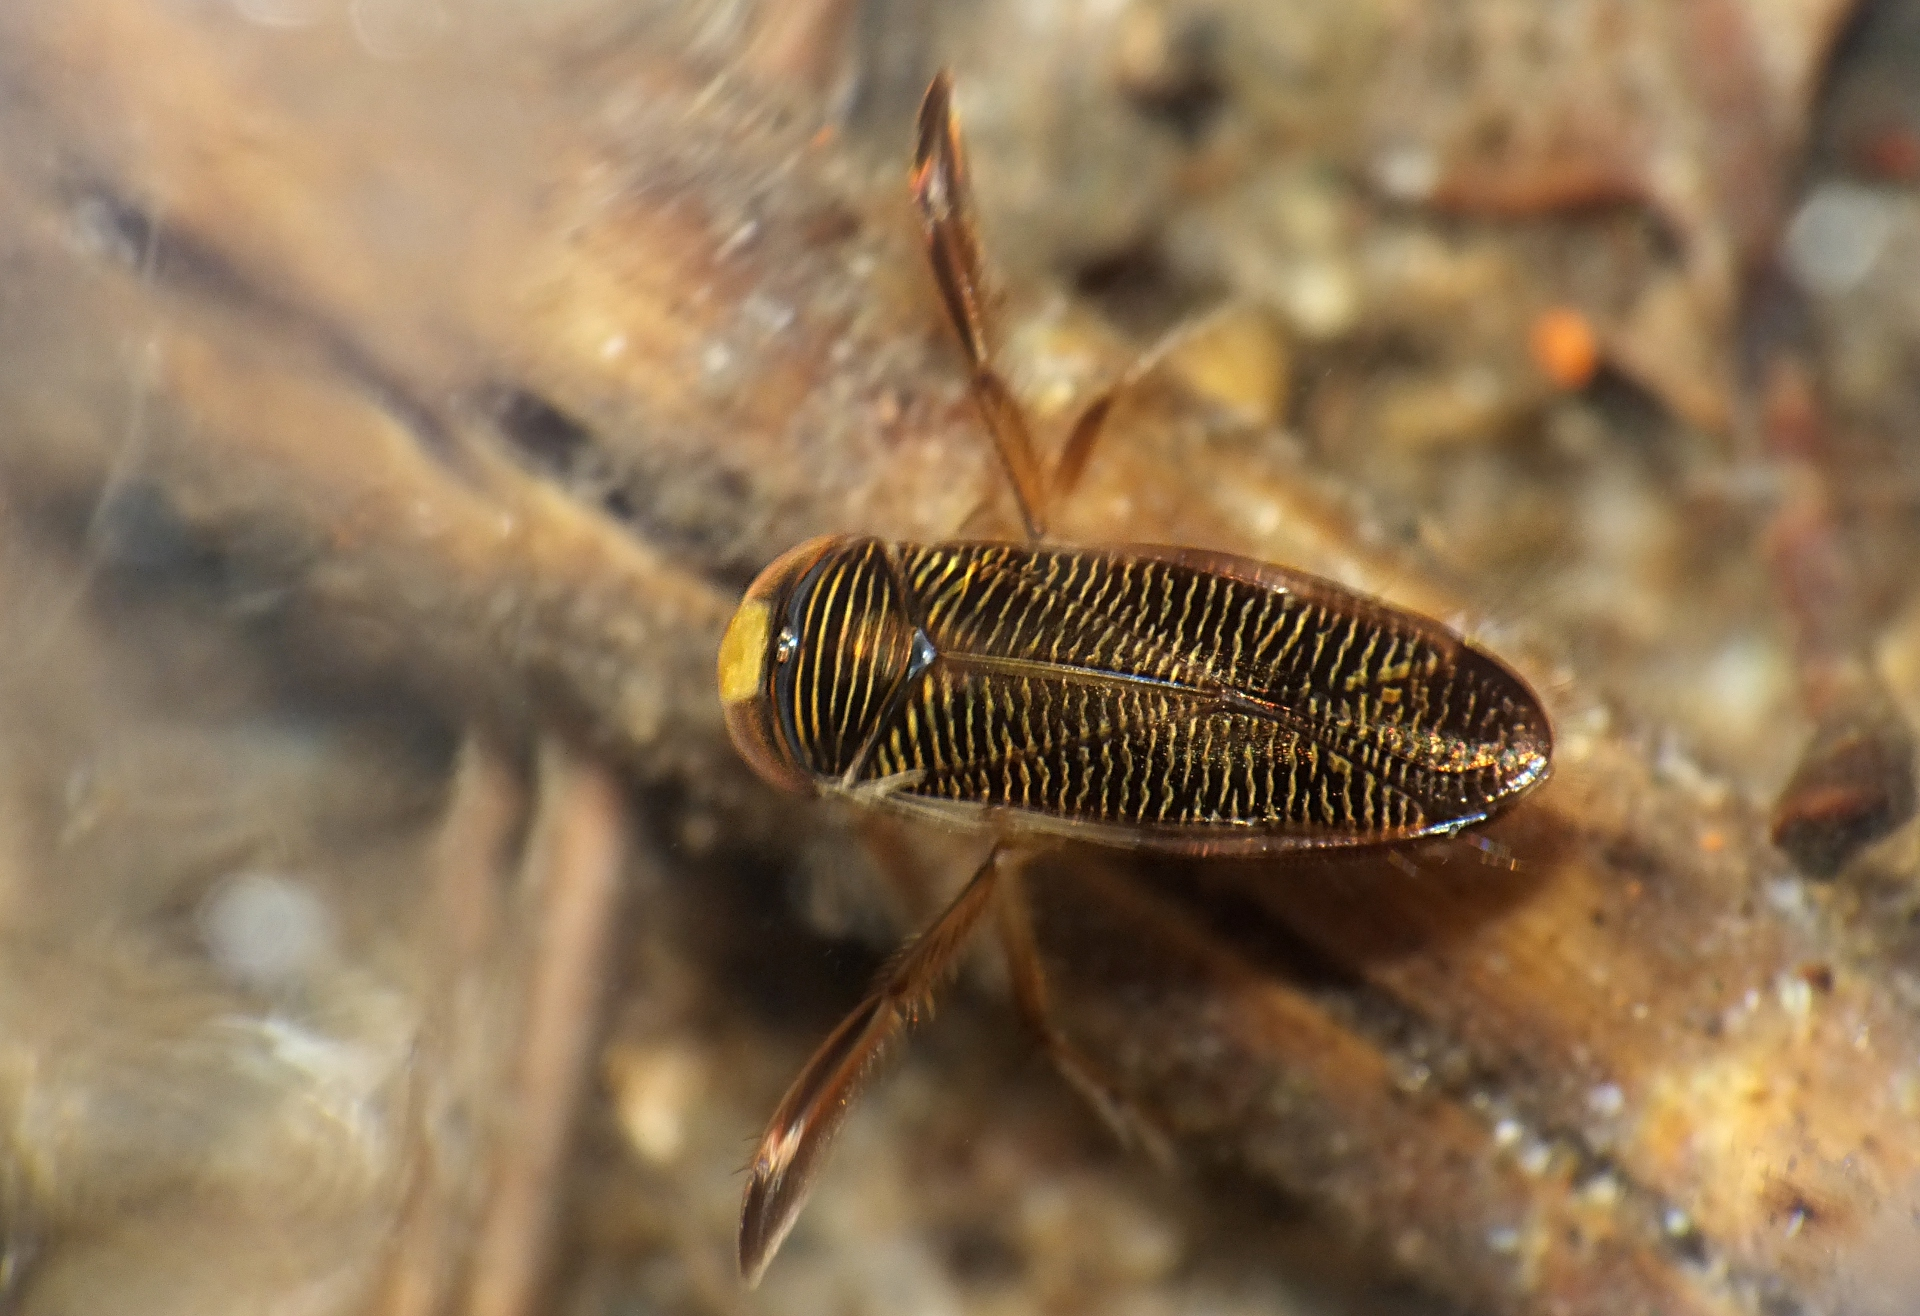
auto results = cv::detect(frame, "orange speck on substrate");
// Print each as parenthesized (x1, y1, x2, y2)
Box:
(1699, 829, 1725, 853)
(1529, 306, 1600, 392)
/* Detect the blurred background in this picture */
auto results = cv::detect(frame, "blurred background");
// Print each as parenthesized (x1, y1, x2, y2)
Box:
(3, 0, 1920, 1312)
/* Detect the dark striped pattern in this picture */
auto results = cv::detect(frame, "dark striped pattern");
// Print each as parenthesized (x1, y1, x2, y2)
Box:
(775, 540, 915, 780)
(775, 538, 1549, 849)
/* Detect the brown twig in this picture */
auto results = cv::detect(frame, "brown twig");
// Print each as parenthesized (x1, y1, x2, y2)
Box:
(377, 736, 527, 1316)
(468, 740, 629, 1316)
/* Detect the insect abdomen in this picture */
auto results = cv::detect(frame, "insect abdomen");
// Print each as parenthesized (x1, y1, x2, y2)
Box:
(859, 542, 1550, 851)
(864, 665, 1434, 832)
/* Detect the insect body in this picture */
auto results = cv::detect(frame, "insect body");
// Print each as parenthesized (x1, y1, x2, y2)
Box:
(722, 72, 1552, 1285)
(721, 536, 1549, 852)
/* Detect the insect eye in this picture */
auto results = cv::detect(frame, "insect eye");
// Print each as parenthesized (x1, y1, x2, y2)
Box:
(775, 628, 799, 663)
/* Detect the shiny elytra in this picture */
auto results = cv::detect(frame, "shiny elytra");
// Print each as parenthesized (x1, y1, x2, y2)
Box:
(719, 533, 1550, 854)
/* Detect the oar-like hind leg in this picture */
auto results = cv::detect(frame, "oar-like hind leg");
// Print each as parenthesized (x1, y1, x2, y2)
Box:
(737, 842, 1177, 1285)
(738, 846, 1005, 1285)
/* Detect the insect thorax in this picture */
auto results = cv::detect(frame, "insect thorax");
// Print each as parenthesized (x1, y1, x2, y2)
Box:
(773, 538, 922, 783)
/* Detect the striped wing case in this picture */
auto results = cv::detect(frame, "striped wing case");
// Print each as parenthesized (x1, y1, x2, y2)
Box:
(750, 537, 1551, 854)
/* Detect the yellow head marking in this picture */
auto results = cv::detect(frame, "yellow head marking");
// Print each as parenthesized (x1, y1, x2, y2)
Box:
(718, 600, 772, 704)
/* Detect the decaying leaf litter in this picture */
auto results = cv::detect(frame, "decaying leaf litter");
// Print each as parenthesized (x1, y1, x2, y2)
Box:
(3, 0, 1920, 1313)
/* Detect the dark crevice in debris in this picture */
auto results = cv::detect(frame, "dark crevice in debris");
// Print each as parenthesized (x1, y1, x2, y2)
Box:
(1120, 13, 1229, 145)
(494, 387, 598, 476)
(67, 180, 471, 472)
(1808, 0, 1920, 182)
(489, 386, 762, 596)
(1070, 237, 1224, 339)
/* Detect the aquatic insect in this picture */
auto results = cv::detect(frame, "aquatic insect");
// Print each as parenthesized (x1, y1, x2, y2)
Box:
(719, 72, 1552, 1285)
